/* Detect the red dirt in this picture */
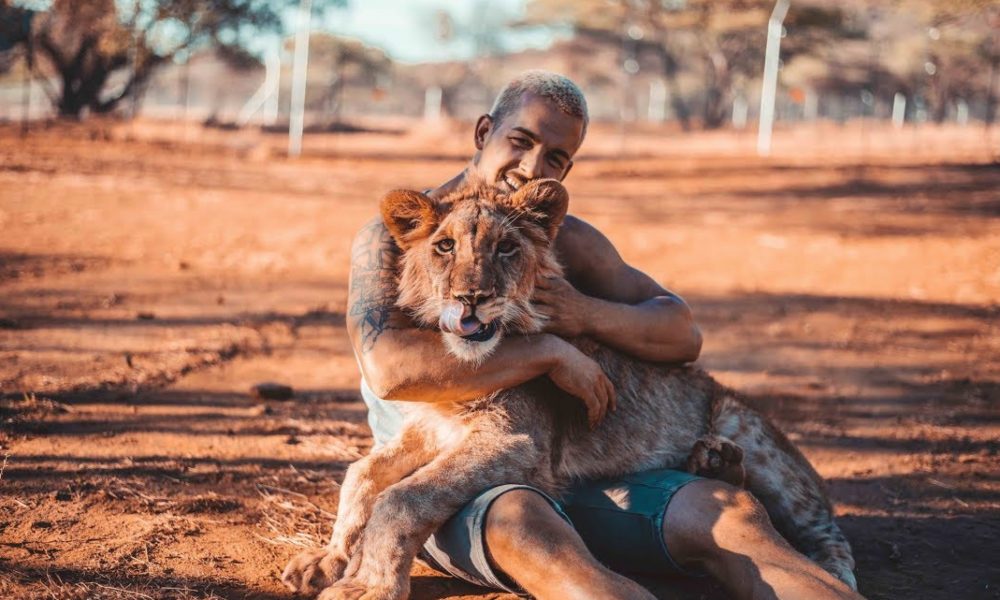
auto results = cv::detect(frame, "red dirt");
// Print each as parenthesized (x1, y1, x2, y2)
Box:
(0, 119, 998, 600)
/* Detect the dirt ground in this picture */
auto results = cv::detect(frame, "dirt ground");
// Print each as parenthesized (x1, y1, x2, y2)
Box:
(0, 119, 997, 600)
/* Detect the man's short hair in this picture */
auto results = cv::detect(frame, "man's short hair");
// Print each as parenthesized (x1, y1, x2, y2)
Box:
(489, 70, 589, 138)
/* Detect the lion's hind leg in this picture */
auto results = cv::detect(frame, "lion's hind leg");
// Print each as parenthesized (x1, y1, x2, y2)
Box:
(282, 423, 437, 595)
(712, 395, 858, 591)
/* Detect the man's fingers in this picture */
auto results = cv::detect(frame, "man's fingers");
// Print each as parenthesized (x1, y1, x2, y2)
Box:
(587, 393, 599, 430)
(590, 390, 606, 431)
(593, 380, 609, 427)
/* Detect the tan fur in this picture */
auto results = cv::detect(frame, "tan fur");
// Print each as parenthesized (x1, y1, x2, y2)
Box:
(282, 179, 857, 600)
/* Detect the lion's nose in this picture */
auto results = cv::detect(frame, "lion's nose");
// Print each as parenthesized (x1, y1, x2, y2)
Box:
(453, 289, 494, 306)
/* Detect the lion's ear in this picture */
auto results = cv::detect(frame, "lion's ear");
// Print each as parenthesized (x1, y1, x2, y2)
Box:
(508, 179, 569, 239)
(380, 189, 440, 248)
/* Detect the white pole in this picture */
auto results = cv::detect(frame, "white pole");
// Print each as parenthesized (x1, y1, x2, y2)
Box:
(956, 98, 969, 126)
(264, 46, 280, 125)
(238, 46, 281, 126)
(757, 0, 790, 157)
(892, 92, 906, 129)
(648, 79, 666, 122)
(804, 89, 818, 121)
(732, 95, 748, 129)
(288, 0, 312, 157)
(424, 86, 442, 121)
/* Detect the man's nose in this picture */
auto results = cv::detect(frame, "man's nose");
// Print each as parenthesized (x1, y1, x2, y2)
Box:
(519, 151, 544, 179)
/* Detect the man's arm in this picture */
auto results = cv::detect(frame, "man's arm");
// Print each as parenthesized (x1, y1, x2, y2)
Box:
(347, 217, 615, 425)
(536, 216, 702, 364)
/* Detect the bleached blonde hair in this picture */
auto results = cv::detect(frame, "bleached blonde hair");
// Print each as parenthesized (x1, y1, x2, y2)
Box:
(489, 70, 589, 139)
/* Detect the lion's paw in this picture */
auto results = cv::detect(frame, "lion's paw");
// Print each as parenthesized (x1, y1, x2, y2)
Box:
(686, 435, 746, 487)
(317, 578, 407, 600)
(281, 547, 349, 594)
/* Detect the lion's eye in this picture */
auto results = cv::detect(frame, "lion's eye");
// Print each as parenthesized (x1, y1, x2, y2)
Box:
(497, 240, 518, 256)
(435, 239, 455, 254)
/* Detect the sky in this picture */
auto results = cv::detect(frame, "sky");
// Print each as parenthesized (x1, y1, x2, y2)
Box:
(9, 0, 560, 65)
(313, 0, 558, 64)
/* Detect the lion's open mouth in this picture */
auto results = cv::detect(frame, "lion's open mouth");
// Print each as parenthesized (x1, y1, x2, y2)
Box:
(459, 320, 498, 342)
(439, 300, 501, 344)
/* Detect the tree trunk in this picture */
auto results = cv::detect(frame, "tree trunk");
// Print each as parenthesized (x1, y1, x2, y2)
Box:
(657, 45, 691, 131)
(702, 49, 730, 129)
(37, 28, 152, 119)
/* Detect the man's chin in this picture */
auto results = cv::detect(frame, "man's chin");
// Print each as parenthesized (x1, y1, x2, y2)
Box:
(443, 331, 502, 366)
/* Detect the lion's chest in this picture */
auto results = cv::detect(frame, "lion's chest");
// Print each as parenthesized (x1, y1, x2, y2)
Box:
(399, 403, 474, 452)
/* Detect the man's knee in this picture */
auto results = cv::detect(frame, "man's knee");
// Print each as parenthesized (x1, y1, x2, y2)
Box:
(664, 480, 774, 563)
(484, 489, 571, 560)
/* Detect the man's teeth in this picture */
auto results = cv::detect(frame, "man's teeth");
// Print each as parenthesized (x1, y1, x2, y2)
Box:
(505, 176, 521, 190)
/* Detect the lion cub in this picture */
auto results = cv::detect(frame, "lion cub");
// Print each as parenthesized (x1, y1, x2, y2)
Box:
(282, 179, 857, 599)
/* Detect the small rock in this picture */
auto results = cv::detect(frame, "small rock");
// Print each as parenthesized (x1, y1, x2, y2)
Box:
(285, 434, 301, 445)
(136, 312, 156, 320)
(31, 520, 52, 529)
(102, 293, 124, 308)
(54, 490, 72, 502)
(250, 382, 294, 401)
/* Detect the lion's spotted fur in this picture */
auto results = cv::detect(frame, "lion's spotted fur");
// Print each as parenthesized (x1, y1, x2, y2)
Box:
(282, 180, 857, 600)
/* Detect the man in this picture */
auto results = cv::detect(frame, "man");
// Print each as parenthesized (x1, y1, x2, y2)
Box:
(347, 71, 860, 600)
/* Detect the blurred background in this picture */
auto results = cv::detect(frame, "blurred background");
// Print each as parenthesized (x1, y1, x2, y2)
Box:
(0, 0, 997, 136)
(0, 3, 998, 600)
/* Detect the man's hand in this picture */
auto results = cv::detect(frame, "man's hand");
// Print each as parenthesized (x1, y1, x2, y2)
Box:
(533, 275, 592, 338)
(547, 338, 616, 429)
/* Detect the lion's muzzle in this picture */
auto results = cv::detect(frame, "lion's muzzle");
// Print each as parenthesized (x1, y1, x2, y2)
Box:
(439, 298, 501, 341)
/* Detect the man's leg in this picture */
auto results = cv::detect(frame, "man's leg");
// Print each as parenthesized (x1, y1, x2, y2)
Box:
(484, 489, 655, 600)
(662, 479, 864, 600)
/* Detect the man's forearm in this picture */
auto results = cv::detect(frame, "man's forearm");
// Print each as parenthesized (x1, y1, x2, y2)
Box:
(359, 329, 565, 403)
(580, 294, 702, 363)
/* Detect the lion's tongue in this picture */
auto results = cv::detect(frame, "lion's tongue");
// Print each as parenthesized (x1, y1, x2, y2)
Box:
(440, 300, 483, 336)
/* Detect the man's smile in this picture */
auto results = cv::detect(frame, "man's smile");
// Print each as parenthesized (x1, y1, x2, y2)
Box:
(502, 173, 524, 192)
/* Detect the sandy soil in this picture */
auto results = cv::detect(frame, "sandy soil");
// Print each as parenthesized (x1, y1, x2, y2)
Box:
(0, 119, 998, 600)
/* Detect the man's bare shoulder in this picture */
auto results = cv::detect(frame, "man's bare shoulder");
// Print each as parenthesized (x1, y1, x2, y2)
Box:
(555, 214, 620, 273)
(556, 214, 669, 302)
(353, 215, 390, 246)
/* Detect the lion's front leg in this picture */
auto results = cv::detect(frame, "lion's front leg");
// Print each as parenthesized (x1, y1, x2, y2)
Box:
(326, 433, 538, 600)
(282, 424, 436, 595)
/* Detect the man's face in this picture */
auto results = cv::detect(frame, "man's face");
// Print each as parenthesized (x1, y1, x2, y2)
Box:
(471, 93, 585, 193)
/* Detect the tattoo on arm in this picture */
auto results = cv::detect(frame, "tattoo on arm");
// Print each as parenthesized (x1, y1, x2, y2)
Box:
(349, 221, 403, 353)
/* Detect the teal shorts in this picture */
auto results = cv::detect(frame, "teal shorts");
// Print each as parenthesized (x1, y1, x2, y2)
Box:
(420, 469, 702, 595)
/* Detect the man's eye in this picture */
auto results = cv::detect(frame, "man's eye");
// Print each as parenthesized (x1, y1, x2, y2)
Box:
(510, 137, 531, 149)
(435, 239, 455, 254)
(497, 240, 518, 256)
(548, 157, 565, 169)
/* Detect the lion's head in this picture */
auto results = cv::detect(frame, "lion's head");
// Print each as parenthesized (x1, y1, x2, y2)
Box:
(381, 178, 568, 364)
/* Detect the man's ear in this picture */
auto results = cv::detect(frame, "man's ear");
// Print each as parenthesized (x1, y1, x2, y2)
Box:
(474, 114, 493, 151)
(507, 179, 569, 240)
(380, 189, 439, 249)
